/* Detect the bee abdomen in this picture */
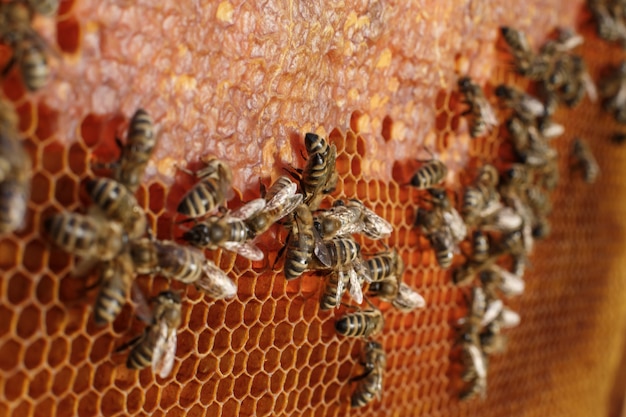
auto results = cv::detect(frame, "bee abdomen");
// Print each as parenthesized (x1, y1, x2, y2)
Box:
(127, 338, 153, 370)
(366, 255, 393, 282)
(351, 373, 382, 408)
(177, 179, 222, 217)
(410, 161, 447, 189)
(284, 246, 311, 280)
(20, 43, 48, 92)
(94, 281, 127, 325)
(335, 310, 383, 338)
(128, 109, 155, 150)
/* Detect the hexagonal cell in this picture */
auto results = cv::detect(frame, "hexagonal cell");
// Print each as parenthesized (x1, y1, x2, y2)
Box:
(7, 271, 30, 304)
(28, 368, 52, 399)
(222, 398, 241, 416)
(34, 102, 59, 143)
(16, 100, 35, 135)
(53, 174, 78, 207)
(178, 380, 200, 408)
(45, 305, 66, 335)
(2, 69, 25, 102)
(24, 337, 47, 370)
(52, 365, 74, 396)
(100, 388, 125, 417)
(33, 397, 56, 417)
(4, 370, 27, 401)
(148, 182, 166, 215)
(16, 303, 41, 339)
(69, 334, 90, 366)
(77, 392, 100, 417)
(57, 16, 81, 54)
(56, 395, 77, 417)
(68, 142, 88, 175)
(0, 239, 19, 270)
(23, 238, 48, 274)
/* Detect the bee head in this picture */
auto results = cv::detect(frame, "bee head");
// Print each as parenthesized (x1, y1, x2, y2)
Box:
(494, 84, 509, 98)
(304, 133, 324, 154)
(183, 223, 212, 246)
(457, 76, 471, 91)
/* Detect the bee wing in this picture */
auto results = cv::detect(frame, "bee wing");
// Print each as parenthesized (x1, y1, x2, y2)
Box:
(480, 99, 499, 129)
(318, 205, 362, 238)
(493, 265, 525, 296)
(442, 210, 467, 244)
(335, 271, 346, 308)
(312, 228, 332, 267)
(581, 71, 598, 102)
(272, 194, 304, 222)
(230, 198, 266, 220)
(223, 240, 265, 261)
(196, 260, 237, 299)
(152, 320, 177, 378)
(392, 283, 426, 311)
(480, 299, 504, 327)
(361, 207, 393, 239)
(481, 207, 522, 233)
(131, 281, 153, 324)
(522, 95, 546, 118)
(500, 307, 521, 328)
(466, 344, 487, 379)
(265, 179, 298, 208)
(347, 268, 364, 304)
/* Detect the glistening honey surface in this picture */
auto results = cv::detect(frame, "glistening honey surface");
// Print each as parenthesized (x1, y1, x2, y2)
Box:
(1, 1, 626, 417)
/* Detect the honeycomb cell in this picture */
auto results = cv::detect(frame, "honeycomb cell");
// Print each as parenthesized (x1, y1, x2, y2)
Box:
(28, 368, 52, 399)
(0, 239, 19, 270)
(24, 337, 47, 369)
(16, 304, 41, 339)
(57, 16, 81, 54)
(101, 388, 125, 416)
(34, 397, 56, 417)
(4, 370, 27, 401)
(23, 238, 48, 273)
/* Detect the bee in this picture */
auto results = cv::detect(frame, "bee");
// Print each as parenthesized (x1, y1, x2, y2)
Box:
(571, 138, 599, 183)
(480, 207, 523, 234)
(427, 188, 467, 243)
(245, 176, 303, 238)
(177, 157, 233, 218)
(130, 238, 237, 299)
(430, 230, 454, 269)
(124, 291, 182, 378)
(502, 163, 533, 190)
(85, 177, 147, 239)
(457, 76, 498, 137)
(112, 109, 157, 192)
(0, 179, 28, 233)
(366, 250, 404, 285)
(600, 61, 626, 123)
(335, 308, 384, 339)
(589, 1, 626, 46)
(495, 85, 546, 122)
(525, 185, 552, 215)
(26, 0, 60, 16)
(319, 269, 350, 310)
(409, 152, 447, 189)
(93, 253, 134, 325)
(532, 215, 551, 239)
(287, 133, 337, 209)
(460, 286, 486, 332)
(500, 26, 549, 80)
(0, 2, 52, 91)
(471, 230, 490, 264)
(283, 204, 330, 280)
(182, 198, 265, 261)
(350, 341, 386, 408)
(459, 342, 487, 400)
(44, 212, 127, 261)
(315, 199, 392, 240)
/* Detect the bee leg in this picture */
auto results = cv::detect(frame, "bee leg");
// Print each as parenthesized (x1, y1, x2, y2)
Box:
(0, 55, 16, 78)
(349, 368, 373, 382)
(115, 335, 142, 353)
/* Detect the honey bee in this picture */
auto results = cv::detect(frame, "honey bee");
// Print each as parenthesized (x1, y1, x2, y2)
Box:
(287, 133, 337, 209)
(571, 138, 599, 183)
(457, 76, 498, 138)
(85, 177, 147, 239)
(480, 207, 523, 234)
(315, 199, 392, 240)
(245, 176, 303, 238)
(93, 253, 134, 325)
(319, 265, 369, 310)
(495, 84, 546, 122)
(409, 152, 448, 189)
(589, 1, 626, 46)
(112, 109, 157, 192)
(130, 238, 237, 299)
(503, 163, 532, 190)
(182, 198, 265, 261)
(0, 179, 28, 233)
(500, 26, 549, 80)
(283, 204, 315, 280)
(44, 212, 128, 261)
(0, 2, 52, 91)
(177, 157, 233, 218)
(471, 230, 490, 264)
(366, 250, 404, 285)
(430, 230, 454, 269)
(350, 340, 386, 408)
(459, 342, 487, 400)
(26, 0, 60, 16)
(427, 188, 468, 243)
(124, 291, 182, 378)
(600, 62, 626, 122)
(335, 308, 384, 339)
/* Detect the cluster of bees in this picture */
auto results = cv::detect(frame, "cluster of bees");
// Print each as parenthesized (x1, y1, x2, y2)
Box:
(0, 1, 611, 410)
(406, 26, 599, 400)
(0, 1, 58, 235)
(588, 0, 626, 48)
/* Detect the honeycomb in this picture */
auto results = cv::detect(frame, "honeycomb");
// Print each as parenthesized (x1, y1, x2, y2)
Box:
(1, 0, 626, 416)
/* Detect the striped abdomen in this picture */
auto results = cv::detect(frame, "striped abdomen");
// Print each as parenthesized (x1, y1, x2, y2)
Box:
(177, 177, 226, 218)
(0, 179, 27, 233)
(284, 205, 314, 280)
(351, 371, 383, 408)
(93, 256, 134, 325)
(127, 331, 156, 370)
(156, 241, 204, 284)
(472, 231, 489, 263)
(85, 177, 146, 238)
(430, 231, 453, 269)
(320, 271, 348, 310)
(20, 42, 48, 92)
(325, 238, 360, 268)
(116, 109, 155, 191)
(335, 309, 384, 338)
(410, 160, 447, 189)
(366, 253, 395, 283)
(304, 133, 329, 155)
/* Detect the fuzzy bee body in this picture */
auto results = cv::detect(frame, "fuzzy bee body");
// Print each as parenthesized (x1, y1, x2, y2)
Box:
(177, 158, 232, 218)
(572, 138, 599, 183)
(284, 204, 315, 280)
(126, 291, 182, 378)
(351, 341, 386, 408)
(86, 177, 147, 239)
(93, 254, 134, 325)
(458, 76, 498, 137)
(335, 308, 384, 339)
(409, 159, 447, 189)
(245, 176, 302, 238)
